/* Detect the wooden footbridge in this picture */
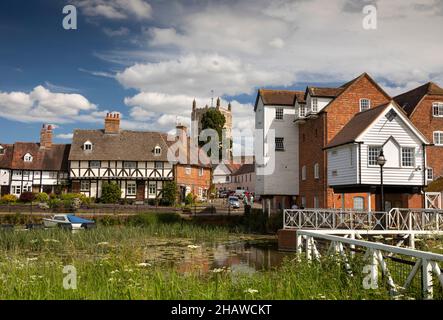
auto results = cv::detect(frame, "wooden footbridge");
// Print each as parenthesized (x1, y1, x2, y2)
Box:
(281, 208, 443, 299)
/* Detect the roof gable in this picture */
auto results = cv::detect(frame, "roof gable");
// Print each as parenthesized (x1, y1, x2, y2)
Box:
(325, 101, 429, 149)
(254, 89, 303, 111)
(394, 82, 443, 116)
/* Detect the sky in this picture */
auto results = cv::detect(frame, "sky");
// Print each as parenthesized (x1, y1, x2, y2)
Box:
(1, 0, 443, 155)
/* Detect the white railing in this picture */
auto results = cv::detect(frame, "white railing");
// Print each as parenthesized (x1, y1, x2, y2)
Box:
(297, 230, 443, 299)
(284, 208, 443, 232)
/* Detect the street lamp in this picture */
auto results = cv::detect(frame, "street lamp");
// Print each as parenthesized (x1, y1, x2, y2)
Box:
(377, 150, 387, 212)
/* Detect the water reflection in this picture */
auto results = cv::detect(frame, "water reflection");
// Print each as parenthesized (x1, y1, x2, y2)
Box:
(171, 240, 296, 275)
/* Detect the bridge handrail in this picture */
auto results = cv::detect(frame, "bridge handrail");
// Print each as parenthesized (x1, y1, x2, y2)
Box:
(283, 208, 443, 231)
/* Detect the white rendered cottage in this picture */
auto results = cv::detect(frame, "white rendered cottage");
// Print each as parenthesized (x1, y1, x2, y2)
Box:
(325, 101, 430, 211)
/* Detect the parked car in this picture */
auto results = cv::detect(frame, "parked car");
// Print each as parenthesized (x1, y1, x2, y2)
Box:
(219, 190, 229, 198)
(234, 189, 246, 199)
(228, 196, 240, 209)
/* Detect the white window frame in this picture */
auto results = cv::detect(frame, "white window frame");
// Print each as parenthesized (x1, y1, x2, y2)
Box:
(126, 181, 136, 196)
(314, 163, 320, 179)
(312, 98, 318, 113)
(80, 180, 90, 192)
(432, 102, 443, 117)
(12, 185, 21, 195)
(84, 141, 92, 151)
(275, 108, 284, 120)
(24, 153, 33, 162)
(368, 146, 382, 167)
(302, 165, 307, 181)
(185, 166, 192, 175)
(313, 196, 319, 209)
(401, 147, 415, 168)
(154, 146, 162, 156)
(275, 137, 284, 151)
(299, 105, 306, 117)
(360, 98, 371, 112)
(427, 168, 434, 181)
(22, 185, 32, 193)
(434, 131, 443, 146)
(353, 196, 365, 210)
(148, 181, 156, 196)
(199, 167, 204, 177)
(0, 146, 4, 155)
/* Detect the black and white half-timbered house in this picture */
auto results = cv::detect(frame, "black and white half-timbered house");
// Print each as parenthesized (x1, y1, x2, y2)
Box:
(68, 113, 174, 201)
(0, 125, 70, 196)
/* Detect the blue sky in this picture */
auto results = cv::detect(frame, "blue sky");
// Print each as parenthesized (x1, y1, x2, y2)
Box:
(1, 0, 443, 152)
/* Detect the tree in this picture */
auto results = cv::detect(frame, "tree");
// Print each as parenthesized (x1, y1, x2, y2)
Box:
(200, 109, 227, 159)
(162, 181, 178, 206)
(101, 182, 122, 203)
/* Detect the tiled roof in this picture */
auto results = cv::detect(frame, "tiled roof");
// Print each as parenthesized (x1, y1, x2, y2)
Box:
(0, 144, 14, 169)
(394, 82, 443, 116)
(258, 89, 302, 106)
(69, 130, 171, 161)
(307, 87, 344, 98)
(325, 103, 390, 149)
(10, 143, 70, 171)
(232, 163, 255, 176)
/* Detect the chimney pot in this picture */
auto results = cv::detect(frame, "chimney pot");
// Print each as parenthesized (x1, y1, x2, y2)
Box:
(105, 112, 121, 134)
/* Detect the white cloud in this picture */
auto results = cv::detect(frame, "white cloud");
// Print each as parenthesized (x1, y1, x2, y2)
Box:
(116, 54, 293, 97)
(56, 133, 74, 140)
(103, 27, 130, 37)
(76, 0, 152, 20)
(0, 85, 99, 124)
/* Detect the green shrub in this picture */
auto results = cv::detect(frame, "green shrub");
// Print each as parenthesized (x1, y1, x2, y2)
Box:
(35, 192, 49, 203)
(48, 198, 63, 210)
(185, 193, 195, 205)
(1, 194, 17, 204)
(101, 182, 122, 204)
(162, 181, 178, 206)
(19, 192, 35, 203)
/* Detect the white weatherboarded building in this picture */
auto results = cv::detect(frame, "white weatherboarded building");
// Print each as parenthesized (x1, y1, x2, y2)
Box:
(254, 90, 302, 210)
(325, 101, 430, 210)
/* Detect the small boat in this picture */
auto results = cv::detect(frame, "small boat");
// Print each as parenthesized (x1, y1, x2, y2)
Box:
(43, 214, 96, 230)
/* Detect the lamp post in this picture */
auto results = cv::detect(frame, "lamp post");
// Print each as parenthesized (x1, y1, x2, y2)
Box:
(377, 150, 387, 212)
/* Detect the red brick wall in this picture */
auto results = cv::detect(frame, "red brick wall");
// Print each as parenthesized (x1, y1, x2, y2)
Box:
(298, 75, 391, 208)
(175, 165, 211, 196)
(409, 95, 443, 179)
(331, 192, 423, 210)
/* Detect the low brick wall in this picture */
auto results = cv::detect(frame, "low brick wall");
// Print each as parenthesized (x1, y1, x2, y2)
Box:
(277, 229, 298, 251)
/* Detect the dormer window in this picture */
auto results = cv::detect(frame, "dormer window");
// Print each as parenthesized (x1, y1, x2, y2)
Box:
(154, 145, 161, 156)
(433, 102, 443, 117)
(24, 153, 33, 162)
(312, 98, 318, 113)
(0, 146, 4, 155)
(84, 141, 92, 151)
(360, 99, 371, 111)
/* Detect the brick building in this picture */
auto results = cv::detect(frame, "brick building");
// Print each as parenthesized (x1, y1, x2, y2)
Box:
(171, 125, 212, 202)
(394, 82, 443, 181)
(295, 73, 392, 209)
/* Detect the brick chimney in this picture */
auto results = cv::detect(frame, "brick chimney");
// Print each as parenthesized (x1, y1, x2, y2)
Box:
(176, 123, 188, 142)
(104, 112, 120, 134)
(40, 124, 53, 149)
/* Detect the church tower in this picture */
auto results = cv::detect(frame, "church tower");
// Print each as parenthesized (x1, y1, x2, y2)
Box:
(191, 98, 233, 160)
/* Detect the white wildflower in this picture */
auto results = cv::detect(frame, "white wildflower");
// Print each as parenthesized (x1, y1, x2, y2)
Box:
(137, 262, 151, 267)
(97, 242, 109, 246)
(187, 245, 201, 249)
(244, 288, 259, 294)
